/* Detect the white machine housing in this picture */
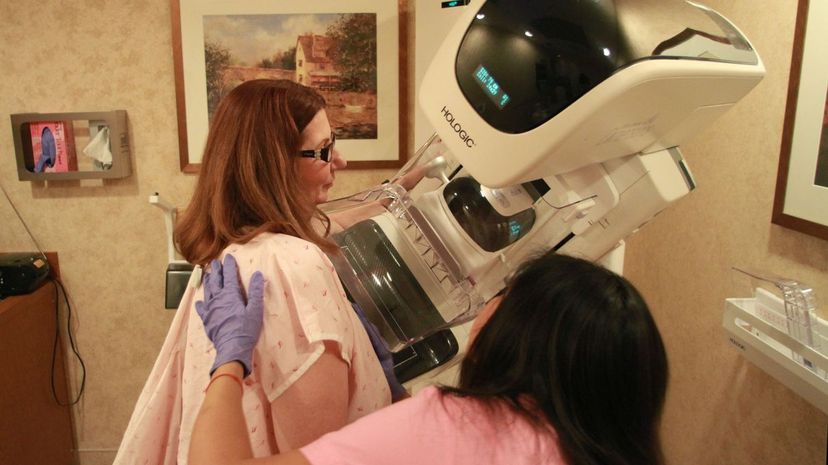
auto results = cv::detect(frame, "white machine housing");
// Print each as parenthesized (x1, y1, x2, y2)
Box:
(321, 0, 764, 382)
(420, 0, 765, 187)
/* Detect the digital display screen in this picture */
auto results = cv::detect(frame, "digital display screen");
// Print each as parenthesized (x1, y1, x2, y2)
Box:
(473, 65, 510, 109)
(441, 0, 470, 8)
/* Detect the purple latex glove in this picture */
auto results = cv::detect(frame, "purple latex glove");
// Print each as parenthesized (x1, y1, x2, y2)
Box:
(350, 302, 408, 401)
(195, 254, 265, 378)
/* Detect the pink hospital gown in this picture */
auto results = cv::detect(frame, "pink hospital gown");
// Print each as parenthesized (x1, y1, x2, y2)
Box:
(113, 233, 391, 465)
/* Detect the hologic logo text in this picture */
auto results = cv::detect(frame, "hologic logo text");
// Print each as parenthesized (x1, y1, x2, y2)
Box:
(440, 106, 476, 148)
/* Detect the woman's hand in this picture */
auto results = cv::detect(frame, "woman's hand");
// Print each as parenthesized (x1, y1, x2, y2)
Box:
(196, 254, 265, 377)
(191, 256, 314, 465)
(349, 302, 409, 401)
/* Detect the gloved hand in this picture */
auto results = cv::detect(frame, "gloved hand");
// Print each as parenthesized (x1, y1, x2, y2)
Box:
(350, 302, 408, 401)
(195, 254, 265, 378)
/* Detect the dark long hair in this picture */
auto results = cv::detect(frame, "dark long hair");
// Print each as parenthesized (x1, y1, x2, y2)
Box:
(444, 252, 668, 465)
(175, 79, 336, 266)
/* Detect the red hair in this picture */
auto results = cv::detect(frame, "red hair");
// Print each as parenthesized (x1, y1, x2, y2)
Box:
(175, 79, 336, 266)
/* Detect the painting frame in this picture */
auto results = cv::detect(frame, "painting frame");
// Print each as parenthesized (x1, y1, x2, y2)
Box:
(772, 0, 828, 240)
(170, 0, 408, 173)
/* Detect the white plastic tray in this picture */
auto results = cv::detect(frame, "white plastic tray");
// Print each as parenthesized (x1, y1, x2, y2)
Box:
(723, 298, 828, 414)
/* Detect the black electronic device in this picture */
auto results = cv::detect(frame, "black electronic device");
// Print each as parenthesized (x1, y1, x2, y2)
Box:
(0, 252, 51, 298)
(165, 262, 195, 309)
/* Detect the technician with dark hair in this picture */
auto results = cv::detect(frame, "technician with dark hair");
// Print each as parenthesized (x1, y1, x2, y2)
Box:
(189, 251, 669, 465)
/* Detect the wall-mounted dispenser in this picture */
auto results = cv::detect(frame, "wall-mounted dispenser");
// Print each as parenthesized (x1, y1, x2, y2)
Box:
(149, 193, 193, 309)
(11, 110, 131, 181)
(724, 267, 828, 414)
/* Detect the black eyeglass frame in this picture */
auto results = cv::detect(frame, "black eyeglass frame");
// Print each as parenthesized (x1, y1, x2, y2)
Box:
(298, 133, 336, 163)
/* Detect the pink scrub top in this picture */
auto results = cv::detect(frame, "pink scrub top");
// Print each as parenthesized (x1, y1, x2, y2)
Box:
(113, 233, 391, 465)
(302, 386, 566, 465)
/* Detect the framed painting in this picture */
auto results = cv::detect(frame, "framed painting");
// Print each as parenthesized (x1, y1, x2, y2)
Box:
(170, 0, 408, 172)
(772, 0, 828, 240)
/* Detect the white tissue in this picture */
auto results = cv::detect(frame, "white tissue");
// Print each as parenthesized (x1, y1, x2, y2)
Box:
(83, 126, 113, 165)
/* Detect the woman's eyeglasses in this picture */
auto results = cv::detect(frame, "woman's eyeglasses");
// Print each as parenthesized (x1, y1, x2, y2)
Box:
(298, 133, 336, 163)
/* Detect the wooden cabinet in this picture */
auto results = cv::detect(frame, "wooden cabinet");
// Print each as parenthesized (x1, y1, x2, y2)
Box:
(0, 282, 76, 465)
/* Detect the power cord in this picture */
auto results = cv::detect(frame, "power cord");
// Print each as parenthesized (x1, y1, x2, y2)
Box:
(0, 182, 85, 405)
(50, 277, 86, 406)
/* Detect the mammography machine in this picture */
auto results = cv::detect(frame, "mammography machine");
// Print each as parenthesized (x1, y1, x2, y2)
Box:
(321, 0, 765, 382)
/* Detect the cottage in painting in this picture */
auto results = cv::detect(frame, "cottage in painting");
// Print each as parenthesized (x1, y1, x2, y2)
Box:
(295, 34, 341, 90)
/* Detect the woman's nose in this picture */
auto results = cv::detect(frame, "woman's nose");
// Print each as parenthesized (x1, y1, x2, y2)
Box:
(332, 148, 347, 170)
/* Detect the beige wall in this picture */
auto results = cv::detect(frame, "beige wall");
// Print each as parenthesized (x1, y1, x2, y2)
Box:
(0, 1, 824, 465)
(0, 2, 398, 464)
(623, 1, 828, 464)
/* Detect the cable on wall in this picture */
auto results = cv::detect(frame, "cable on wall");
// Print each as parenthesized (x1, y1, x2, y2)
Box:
(50, 277, 86, 406)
